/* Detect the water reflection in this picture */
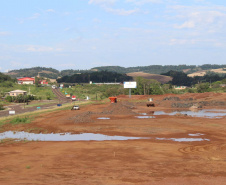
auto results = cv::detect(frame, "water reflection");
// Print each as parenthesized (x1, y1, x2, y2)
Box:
(0, 131, 144, 141)
(97, 117, 110, 120)
(153, 109, 226, 118)
(136, 116, 155, 119)
(156, 137, 210, 142)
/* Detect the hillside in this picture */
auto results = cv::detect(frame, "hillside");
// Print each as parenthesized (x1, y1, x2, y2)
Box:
(188, 68, 226, 77)
(127, 72, 172, 84)
(7, 67, 60, 79)
(4, 65, 226, 79)
(92, 64, 226, 75)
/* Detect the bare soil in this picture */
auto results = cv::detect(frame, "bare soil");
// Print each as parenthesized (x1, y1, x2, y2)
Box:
(126, 72, 172, 84)
(0, 92, 226, 185)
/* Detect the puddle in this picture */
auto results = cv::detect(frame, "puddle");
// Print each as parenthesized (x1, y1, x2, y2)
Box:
(97, 117, 110, 120)
(140, 113, 147, 115)
(156, 137, 210, 142)
(153, 109, 226, 118)
(188, 133, 204, 136)
(135, 116, 155, 119)
(0, 131, 144, 141)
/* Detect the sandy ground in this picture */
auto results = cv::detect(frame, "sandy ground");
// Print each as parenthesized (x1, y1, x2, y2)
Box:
(0, 92, 226, 185)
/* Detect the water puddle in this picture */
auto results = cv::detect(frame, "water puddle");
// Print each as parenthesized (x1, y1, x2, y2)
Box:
(153, 109, 226, 118)
(156, 137, 210, 142)
(136, 116, 155, 119)
(0, 132, 210, 143)
(156, 133, 209, 142)
(0, 131, 144, 141)
(97, 117, 110, 120)
(140, 113, 147, 115)
(188, 133, 204, 136)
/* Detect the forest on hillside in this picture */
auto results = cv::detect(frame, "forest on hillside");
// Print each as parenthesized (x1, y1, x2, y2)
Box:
(92, 64, 226, 74)
(5, 64, 226, 79)
(7, 67, 60, 79)
(57, 71, 132, 83)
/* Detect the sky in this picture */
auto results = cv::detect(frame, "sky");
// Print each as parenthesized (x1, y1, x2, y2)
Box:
(0, 0, 226, 72)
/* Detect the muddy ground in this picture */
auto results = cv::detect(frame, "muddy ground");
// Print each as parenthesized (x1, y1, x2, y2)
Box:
(0, 92, 226, 185)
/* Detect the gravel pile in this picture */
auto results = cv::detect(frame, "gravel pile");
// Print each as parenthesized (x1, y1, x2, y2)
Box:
(73, 111, 95, 123)
(101, 102, 137, 115)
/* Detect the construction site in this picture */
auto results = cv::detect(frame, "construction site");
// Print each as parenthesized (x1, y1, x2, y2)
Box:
(0, 92, 226, 184)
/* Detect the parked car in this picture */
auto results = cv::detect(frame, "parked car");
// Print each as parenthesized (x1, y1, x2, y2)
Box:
(71, 105, 80, 110)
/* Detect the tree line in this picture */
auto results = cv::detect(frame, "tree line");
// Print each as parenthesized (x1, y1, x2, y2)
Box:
(162, 70, 226, 86)
(57, 71, 133, 83)
(5, 64, 226, 79)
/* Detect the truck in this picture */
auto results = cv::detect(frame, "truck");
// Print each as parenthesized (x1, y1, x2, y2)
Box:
(72, 95, 76, 101)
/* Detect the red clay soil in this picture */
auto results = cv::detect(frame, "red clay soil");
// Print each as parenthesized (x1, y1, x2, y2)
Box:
(0, 92, 226, 185)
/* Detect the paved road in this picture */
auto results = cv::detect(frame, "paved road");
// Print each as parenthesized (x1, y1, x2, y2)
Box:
(0, 87, 73, 118)
(0, 101, 67, 118)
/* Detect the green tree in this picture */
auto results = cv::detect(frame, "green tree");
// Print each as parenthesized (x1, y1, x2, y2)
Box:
(197, 83, 210, 93)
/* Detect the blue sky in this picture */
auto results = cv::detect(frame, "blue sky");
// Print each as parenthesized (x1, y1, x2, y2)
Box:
(0, 0, 226, 72)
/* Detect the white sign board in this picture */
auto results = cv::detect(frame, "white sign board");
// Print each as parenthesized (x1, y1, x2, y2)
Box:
(9, 111, 15, 115)
(124, 81, 137, 88)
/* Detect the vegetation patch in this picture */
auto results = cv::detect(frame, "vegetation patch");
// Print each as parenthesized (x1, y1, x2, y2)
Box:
(9, 116, 31, 125)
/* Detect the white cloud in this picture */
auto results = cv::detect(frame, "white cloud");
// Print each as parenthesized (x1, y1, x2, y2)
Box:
(0, 31, 10, 36)
(88, 0, 117, 5)
(126, 0, 162, 5)
(28, 13, 41, 20)
(175, 21, 195, 29)
(104, 7, 139, 15)
(26, 45, 63, 52)
(169, 38, 222, 46)
(171, 6, 226, 33)
(93, 18, 101, 23)
(46, 9, 55, 13)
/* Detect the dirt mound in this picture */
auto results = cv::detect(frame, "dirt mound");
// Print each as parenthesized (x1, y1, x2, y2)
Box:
(163, 96, 180, 101)
(73, 102, 137, 123)
(101, 101, 137, 115)
(73, 111, 95, 123)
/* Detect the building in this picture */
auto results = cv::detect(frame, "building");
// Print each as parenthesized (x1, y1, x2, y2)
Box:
(39, 80, 48, 85)
(7, 90, 27, 96)
(174, 86, 187, 90)
(17, 77, 35, 85)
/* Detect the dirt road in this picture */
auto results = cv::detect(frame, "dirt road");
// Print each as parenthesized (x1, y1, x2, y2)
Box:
(0, 92, 226, 184)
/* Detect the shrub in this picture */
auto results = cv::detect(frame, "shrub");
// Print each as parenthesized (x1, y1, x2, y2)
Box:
(10, 116, 31, 124)
(0, 104, 4, 110)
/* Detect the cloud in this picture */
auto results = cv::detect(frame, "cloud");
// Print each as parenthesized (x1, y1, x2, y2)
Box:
(125, 0, 162, 5)
(104, 7, 139, 15)
(88, 0, 140, 16)
(26, 45, 63, 52)
(28, 13, 41, 20)
(88, 0, 117, 5)
(171, 6, 226, 32)
(169, 38, 221, 46)
(46, 9, 55, 13)
(0, 32, 10, 36)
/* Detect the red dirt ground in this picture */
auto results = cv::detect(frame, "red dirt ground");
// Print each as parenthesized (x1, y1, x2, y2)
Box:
(0, 92, 226, 185)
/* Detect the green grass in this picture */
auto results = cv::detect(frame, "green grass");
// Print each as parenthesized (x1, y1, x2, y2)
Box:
(10, 116, 31, 125)
(26, 165, 31, 169)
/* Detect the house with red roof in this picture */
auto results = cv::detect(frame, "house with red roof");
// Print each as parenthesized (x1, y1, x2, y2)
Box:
(17, 77, 35, 85)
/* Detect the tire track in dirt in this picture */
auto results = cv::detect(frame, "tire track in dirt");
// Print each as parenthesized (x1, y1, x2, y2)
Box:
(179, 143, 226, 154)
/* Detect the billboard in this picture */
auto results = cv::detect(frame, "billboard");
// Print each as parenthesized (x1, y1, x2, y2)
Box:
(123, 81, 137, 88)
